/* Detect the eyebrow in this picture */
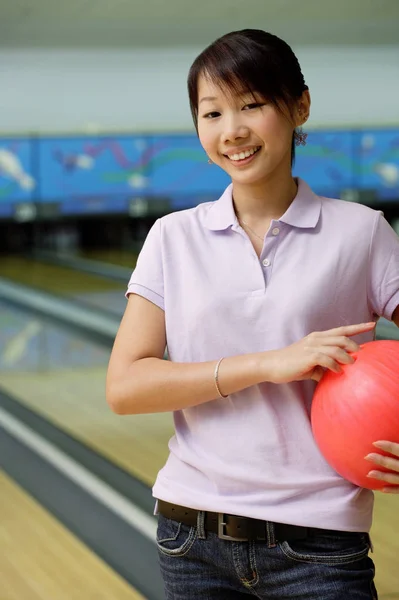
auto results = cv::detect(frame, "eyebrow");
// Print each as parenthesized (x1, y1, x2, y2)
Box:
(199, 96, 218, 105)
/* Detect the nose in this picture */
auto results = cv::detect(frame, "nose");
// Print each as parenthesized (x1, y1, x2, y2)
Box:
(221, 114, 249, 144)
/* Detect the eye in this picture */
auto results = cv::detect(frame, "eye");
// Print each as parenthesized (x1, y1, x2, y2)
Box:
(243, 103, 264, 110)
(202, 111, 221, 119)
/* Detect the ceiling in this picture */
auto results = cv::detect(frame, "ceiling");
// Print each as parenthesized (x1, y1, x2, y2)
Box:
(1, 0, 399, 48)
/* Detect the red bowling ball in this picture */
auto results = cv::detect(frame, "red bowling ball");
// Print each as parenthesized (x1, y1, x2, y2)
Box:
(311, 340, 399, 490)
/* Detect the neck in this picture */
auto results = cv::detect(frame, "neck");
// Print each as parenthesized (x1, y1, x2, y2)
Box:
(232, 172, 298, 224)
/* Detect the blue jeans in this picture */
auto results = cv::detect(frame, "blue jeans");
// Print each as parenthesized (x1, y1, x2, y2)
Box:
(156, 513, 378, 599)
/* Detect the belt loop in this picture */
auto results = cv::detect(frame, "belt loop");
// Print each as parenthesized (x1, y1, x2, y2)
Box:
(266, 521, 276, 548)
(197, 510, 207, 540)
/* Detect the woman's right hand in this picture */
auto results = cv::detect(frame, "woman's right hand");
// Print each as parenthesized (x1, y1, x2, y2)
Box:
(266, 322, 376, 384)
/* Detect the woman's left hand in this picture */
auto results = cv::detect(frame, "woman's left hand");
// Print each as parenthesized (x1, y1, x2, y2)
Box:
(365, 441, 399, 493)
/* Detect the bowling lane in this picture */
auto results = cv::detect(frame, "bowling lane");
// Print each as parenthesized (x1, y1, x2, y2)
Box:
(0, 470, 146, 600)
(1, 366, 173, 487)
(0, 255, 128, 314)
(371, 493, 399, 597)
(80, 248, 139, 268)
(0, 299, 173, 486)
(0, 256, 126, 294)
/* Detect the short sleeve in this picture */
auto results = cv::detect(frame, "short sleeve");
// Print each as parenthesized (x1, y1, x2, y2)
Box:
(126, 219, 164, 310)
(368, 212, 399, 320)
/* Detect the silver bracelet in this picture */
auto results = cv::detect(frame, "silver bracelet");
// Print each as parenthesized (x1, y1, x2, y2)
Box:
(214, 357, 228, 398)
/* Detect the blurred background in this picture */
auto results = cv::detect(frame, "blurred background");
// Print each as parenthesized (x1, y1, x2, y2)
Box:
(0, 1, 398, 599)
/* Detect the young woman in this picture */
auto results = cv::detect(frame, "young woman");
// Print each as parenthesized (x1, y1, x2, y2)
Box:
(107, 29, 399, 599)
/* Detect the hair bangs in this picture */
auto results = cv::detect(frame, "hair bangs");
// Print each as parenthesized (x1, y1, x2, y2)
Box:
(188, 32, 296, 126)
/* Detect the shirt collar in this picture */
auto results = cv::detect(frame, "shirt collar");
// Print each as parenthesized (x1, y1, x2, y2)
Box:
(204, 178, 321, 231)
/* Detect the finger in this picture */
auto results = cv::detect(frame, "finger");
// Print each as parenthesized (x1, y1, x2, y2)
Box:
(365, 453, 399, 473)
(318, 336, 360, 353)
(311, 353, 342, 374)
(367, 470, 399, 485)
(373, 441, 399, 457)
(309, 366, 325, 382)
(311, 346, 355, 366)
(382, 486, 399, 494)
(322, 323, 376, 337)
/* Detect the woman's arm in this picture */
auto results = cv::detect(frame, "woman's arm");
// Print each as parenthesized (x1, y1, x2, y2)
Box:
(106, 294, 271, 415)
(106, 294, 375, 416)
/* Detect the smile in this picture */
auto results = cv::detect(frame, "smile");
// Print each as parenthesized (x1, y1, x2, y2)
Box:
(225, 146, 261, 162)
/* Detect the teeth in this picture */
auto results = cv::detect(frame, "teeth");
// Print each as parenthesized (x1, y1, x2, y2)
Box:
(228, 147, 260, 161)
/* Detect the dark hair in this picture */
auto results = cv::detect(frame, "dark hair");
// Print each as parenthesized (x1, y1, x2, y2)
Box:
(187, 29, 308, 166)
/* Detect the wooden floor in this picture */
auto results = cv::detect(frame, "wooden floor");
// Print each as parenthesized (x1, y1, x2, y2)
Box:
(81, 249, 138, 269)
(0, 470, 145, 600)
(0, 256, 126, 295)
(1, 366, 399, 597)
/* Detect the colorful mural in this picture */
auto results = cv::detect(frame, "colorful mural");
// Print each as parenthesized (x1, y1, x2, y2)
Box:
(1, 128, 398, 218)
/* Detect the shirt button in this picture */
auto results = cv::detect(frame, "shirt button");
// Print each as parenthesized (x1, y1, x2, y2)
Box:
(262, 258, 271, 267)
(272, 227, 280, 236)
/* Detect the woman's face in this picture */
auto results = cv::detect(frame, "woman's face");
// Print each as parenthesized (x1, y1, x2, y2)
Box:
(197, 74, 308, 187)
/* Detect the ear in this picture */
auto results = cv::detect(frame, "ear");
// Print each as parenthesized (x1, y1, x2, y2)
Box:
(296, 90, 311, 127)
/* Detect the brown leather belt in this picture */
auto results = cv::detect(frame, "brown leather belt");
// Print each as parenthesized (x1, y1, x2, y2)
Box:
(157, 499, 340, 543)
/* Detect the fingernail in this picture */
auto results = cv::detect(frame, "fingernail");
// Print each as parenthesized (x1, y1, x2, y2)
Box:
(364, 454, 375, 461)
(367, 471, 379, 478)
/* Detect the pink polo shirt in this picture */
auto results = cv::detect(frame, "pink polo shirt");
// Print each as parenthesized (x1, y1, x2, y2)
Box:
(126, 178, 399, 532)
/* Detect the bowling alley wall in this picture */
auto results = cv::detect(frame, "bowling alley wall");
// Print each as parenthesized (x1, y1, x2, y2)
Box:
(0, 45, 398, 248)
(1, 129, 398, 221)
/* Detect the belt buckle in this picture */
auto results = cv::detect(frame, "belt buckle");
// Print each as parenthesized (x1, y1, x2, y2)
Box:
(217, 513, 247, 542)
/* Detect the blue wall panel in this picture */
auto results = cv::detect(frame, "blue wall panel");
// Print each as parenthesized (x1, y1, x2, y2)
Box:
(0, 138, 36, 217)
(1, 128, 398, 218)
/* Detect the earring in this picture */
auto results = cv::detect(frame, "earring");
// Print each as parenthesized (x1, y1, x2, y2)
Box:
(295, 127, 308, 147)
(208, 158, 213, 164)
